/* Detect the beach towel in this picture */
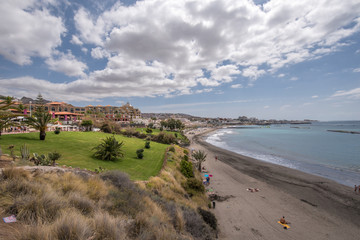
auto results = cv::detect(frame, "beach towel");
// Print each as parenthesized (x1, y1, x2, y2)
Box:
(3, 215, 16, 223)
(277, 221, 290, 229)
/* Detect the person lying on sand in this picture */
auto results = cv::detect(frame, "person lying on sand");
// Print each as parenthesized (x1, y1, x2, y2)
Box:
(280, 216, 290, 224)
(246, 188, 260, 192)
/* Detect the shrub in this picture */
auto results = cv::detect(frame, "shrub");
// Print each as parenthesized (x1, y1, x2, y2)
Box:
(93, 135, 124, 161)
(151, 132, 177, 144)
(53, 212, 92, 240)
(31, 153, 52, 166)
(68, 192, 94, 216)
(8, 191, 63, 224)
(182, 207, 213, 239)
(139, 133, 147, 139)
(100, 171, 136, 191)
(145, 141, 150, 149)
(198, 207, 217, 230)
(184, 178, 204, 193)
(136, 149, 144, 159)
(183, 149, 189, 155)
(20, 144, 30, 162)
(175, 133, 178, 138)
(48, 151, 61, 166)
(92, 212, 125, 240)
(146, 128, 153, 133)
(180, 160, 194, 178)
(100, 123, 112, 133)
(183, 155, 189, 161)
(169, 146, 175, 152)
(54, 127, 61, 134)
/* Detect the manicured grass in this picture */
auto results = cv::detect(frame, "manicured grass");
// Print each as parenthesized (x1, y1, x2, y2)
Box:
(0, 132, 168, 180)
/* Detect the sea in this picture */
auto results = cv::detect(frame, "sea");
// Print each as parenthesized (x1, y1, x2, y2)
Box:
(205, 121, 360, 187)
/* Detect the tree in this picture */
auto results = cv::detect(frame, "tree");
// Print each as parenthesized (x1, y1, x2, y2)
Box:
(24, 94, 54, 140)
(0, 96, 23, 136)
(25, 110, 53, 140)
(93, 135, 124, 161)
(192, 150, 207, 171)
(81, 120, 93, 131)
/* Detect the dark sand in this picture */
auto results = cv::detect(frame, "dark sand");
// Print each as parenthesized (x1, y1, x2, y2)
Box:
(188, 128, 360, 240)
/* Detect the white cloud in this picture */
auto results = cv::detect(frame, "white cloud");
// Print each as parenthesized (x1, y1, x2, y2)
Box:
(353, 68, 360, 72)
(280, 104, 291, 110)
(231, 84, 243, 89)
(70, 35, 83, 45)
(2, 0, 360, 100)
(278, 73, 285, 78)
(91, 47, 110, 59)
(0, 1, 65, 65)
(264, 105, 270, 109)
(331, 87, 360, 99)
(311, 95, 319, 99)
(81, 47, 88, 54)
(290, 77, 299, 81)
(45, 51, 88, 77)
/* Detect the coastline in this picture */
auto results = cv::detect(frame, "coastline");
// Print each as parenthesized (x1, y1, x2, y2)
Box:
(188, 128, 360, 240)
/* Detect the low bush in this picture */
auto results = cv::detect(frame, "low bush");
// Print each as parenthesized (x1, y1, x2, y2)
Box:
(169, 146, 175, 152)
(182, 206, 213, 240)
(48, 151, 61, 165)
(92, 135, 124, 161)
(100, 123, 112, 133)
(136, 149, 144, 159)
(92, 212, 125, 239)
(68, 192, 95, 216)
(53, 212, 92, 240)
(151, 132, 177, 144)
(145, 141, 150, 149)
(183, 155, 189, 161)
(183, 177, 204, 195)
(54, 127, 61, 134)
(198, 207, 217, 230)
(180, 160, 194, 178)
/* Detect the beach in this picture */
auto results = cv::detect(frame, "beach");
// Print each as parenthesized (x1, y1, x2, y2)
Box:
(188, 128, 360, 240)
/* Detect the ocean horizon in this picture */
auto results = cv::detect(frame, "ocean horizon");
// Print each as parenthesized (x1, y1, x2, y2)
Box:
(205, 121, 360, 187)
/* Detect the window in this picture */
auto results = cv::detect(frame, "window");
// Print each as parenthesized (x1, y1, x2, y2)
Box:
(51, 107, 55, 111)
(59, 107, 62, 111)
(64, 108, 68, 112)
(71, 108, 74, 113)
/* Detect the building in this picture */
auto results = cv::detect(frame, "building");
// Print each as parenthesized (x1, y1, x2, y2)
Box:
(22, 101, 141, 123)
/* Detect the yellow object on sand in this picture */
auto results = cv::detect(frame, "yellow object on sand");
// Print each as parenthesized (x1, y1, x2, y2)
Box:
(277, 221, 290, 229)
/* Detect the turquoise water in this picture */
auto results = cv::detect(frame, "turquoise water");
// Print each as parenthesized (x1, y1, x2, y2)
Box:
(206, 121, 360, 187)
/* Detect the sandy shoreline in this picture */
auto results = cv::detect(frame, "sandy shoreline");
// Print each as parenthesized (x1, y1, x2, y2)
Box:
(187, 128, 360, 240)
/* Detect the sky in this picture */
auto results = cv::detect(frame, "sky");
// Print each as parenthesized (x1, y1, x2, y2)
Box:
(1, 0, 360, 121)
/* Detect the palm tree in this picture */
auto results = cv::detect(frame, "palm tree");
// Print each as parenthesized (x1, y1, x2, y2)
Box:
(25, 110, 53, 140)
(0, 96, 23, 136)
(192, 150, 207, 171)
(93, 135, 125, 161)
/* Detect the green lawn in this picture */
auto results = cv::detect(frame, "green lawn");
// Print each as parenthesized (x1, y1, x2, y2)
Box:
(0, 132, 168, 180)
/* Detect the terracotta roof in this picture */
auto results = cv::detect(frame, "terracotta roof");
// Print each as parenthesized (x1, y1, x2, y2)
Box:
(51, 111, 83, 116)
(49, 102, 64, 105)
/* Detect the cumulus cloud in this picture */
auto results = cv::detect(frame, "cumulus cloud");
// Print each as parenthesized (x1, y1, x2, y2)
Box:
(45, 51, 88, 77)
(353, 68, 360, 72)
(70, 35, 83, 45)
(0, 0, 65, 65)
(331, 87, 360, 99)
(1, 0, 360, 100)
(290, 77, 299, 81)
(231, 84, 243, 89)
(91, 47, 110, 59)
(311, 95, 319, 99)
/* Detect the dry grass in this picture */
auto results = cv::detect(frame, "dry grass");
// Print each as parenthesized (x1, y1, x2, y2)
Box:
(0, 144, 217, 240)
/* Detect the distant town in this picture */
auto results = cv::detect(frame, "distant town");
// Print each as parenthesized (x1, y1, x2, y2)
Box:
(2, 95, 316, 130)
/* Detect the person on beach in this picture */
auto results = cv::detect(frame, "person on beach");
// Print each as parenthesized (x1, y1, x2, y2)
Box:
(355, 185, 358, 193)
(206, 176, 210, 184)
(215, 156, 218, 161)
(280, 216, 290, 224)
(212, 201, 216, 209)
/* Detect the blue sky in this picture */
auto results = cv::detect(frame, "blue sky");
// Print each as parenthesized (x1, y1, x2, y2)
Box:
(1, 0, 360, 121)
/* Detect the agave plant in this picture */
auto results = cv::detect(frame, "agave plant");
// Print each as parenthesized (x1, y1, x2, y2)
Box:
(93, 135, 125, 161)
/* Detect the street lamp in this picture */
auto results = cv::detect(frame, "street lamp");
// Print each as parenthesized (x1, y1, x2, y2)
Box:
(29, 101, 32, 117)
